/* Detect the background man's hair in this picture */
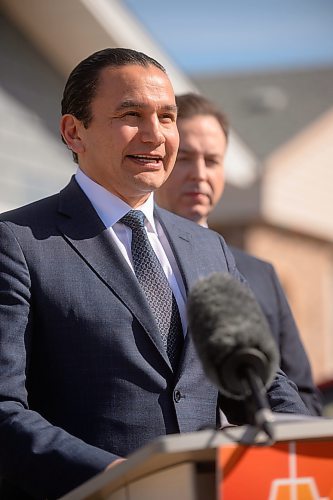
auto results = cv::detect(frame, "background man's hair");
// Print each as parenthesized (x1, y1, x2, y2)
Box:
(175, 93, 229, 139)
(61, 47, 166, 163)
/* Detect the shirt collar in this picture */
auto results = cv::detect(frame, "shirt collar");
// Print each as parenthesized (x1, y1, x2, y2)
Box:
(75, 167, 156, 230)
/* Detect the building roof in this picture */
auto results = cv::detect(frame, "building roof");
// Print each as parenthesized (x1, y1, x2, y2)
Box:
(194, 66, 333, 162)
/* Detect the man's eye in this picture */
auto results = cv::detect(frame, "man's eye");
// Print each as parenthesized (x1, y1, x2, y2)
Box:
(160, 114, 175, 123)
(206, 158, 220, 167)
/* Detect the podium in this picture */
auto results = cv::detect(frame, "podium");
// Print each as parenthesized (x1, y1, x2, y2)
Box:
(61, 417, 333, 500)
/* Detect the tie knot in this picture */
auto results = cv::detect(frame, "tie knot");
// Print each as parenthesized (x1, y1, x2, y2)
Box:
(120, 210, 145, 230)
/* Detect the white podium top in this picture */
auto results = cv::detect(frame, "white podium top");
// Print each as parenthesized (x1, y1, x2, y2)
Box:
(61, 416, 333, 500)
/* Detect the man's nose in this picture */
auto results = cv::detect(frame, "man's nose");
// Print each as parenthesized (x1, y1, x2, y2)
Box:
(140, 116, 165, 145)
(190, 157, 208, 180)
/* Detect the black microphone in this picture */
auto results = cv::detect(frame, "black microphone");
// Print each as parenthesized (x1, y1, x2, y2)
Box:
(187, 272, 280, 437)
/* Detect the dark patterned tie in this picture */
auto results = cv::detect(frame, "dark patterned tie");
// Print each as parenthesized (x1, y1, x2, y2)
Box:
(120, 210, 183, 369)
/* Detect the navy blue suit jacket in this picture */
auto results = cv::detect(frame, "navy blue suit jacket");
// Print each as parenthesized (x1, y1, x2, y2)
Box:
(230, 247, 321, 416)
(0, 178, 309, 499)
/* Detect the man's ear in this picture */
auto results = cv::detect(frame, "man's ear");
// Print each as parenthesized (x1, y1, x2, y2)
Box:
(60, 115, 85, 155)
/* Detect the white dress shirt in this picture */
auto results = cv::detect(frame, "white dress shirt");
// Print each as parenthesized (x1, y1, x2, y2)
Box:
(75, 168, 187, 334)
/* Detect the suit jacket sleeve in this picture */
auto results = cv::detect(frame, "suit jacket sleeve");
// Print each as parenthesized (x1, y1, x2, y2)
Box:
(220, 368, 310, 426)
(268, 264, 322, 415)
(0, 222, 117, 499)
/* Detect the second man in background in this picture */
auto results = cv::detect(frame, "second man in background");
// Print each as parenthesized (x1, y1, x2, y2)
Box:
(155, 92, 321, 416)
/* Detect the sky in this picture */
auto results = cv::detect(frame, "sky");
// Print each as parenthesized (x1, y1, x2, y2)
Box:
(124, 0, 333, 75)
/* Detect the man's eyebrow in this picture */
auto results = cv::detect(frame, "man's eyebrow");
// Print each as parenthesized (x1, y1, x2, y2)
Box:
(177, 147, 193, 154)
(116, 100, 177, 113)
(176, 148, 222, 158)
(116, 100, 142, 110)
(161, 104, 178, 113)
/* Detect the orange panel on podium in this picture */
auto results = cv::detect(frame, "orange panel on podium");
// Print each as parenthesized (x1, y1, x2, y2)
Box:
(218, 439, 333, 499)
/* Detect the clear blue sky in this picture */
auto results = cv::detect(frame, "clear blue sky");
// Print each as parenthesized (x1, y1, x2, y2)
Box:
(124, 0, 333, 74)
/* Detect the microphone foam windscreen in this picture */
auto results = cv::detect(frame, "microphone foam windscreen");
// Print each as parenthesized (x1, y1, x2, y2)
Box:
(187, 273, 279, 399)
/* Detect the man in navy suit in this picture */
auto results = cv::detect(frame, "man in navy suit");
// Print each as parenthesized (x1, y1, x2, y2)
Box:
(155, 92, 321, 417)
(0, 49, 310, 499)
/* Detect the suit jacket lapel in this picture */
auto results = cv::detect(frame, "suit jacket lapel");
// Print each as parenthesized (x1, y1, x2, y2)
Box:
(154, 206, 204, 378)
(154, 206, 202, 294)
(56, 178, 171, 369)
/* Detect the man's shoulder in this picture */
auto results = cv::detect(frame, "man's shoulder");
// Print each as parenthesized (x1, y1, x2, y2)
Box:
(0, 193, 59, 223)
(230, 246, 274, 273)
(0, 178, 75, 226)
(229, 246, 281, 295)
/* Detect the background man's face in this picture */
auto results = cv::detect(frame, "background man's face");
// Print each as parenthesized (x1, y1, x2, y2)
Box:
(155, 114, 227, 225)
(69, 64, 179, 207)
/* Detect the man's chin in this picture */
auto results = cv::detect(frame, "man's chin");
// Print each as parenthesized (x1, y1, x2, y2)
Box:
(183, 206, 209, 226)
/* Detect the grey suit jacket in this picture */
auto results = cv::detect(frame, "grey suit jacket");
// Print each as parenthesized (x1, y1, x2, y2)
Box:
(0, 178, 308, 499)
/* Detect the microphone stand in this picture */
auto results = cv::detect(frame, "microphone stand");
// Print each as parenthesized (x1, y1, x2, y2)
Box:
(241, 365, 275, 441)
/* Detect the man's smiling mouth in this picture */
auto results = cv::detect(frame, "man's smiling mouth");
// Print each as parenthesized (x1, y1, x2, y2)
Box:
(127, 154, 163, 163)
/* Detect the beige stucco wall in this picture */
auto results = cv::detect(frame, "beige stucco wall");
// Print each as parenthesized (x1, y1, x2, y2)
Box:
(262, 108, 333, 242)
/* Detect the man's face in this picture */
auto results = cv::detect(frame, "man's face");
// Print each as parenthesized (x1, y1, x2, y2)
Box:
(63, 64, 179, 207)
(155, 114, 227, 225)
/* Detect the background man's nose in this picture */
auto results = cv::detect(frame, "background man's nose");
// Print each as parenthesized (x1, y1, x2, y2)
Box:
(190, 157, 208, 180)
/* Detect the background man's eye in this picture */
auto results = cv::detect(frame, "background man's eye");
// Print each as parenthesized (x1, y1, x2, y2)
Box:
(206, 158, 219, 166)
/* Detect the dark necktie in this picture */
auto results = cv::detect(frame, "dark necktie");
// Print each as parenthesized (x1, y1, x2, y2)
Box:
(120, 210, 183, 369)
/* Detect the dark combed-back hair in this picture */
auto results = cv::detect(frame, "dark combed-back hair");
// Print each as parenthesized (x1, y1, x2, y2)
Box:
(175, 93, 229, 140)
(61, 47, 166, 162)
